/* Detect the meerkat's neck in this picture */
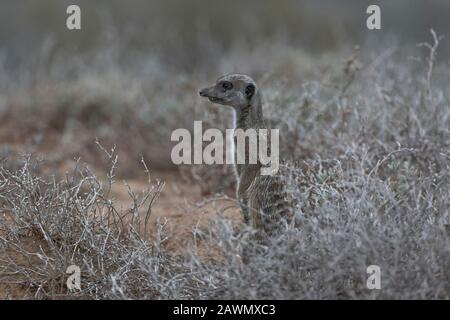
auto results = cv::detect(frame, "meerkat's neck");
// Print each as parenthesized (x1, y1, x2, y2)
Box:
(234, 93, 264, 129)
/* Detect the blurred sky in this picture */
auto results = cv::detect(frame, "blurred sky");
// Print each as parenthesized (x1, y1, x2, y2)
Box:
(1, 0, 449, 71)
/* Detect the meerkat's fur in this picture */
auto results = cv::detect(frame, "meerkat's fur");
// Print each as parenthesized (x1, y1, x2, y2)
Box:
(200, 74, 289, 237)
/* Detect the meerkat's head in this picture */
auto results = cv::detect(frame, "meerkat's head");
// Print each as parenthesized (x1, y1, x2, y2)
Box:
(199, 74, 259, 109)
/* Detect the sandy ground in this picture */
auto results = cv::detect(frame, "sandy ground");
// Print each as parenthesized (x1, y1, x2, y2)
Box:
(0, 169, 242, 299)
(110, 170, 242, 251)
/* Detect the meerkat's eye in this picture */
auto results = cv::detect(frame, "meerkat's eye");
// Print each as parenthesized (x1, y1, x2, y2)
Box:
(221, 81, 233, 90)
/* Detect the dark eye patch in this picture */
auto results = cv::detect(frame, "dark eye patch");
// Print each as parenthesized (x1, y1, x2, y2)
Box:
(221, 81, 233, 90)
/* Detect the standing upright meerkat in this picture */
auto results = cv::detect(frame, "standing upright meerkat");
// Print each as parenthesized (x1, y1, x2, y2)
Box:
(200, 73, 289, 237)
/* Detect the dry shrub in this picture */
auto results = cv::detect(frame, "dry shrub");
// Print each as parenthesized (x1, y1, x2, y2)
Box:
(0, 151, 202, 299)
(0, 31, 449, 299)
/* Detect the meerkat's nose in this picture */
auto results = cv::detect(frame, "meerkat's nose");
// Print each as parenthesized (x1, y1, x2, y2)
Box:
(199, 89, 207, 97)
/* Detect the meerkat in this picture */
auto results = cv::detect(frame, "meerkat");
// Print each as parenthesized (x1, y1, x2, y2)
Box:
(199, 74, 289, 237)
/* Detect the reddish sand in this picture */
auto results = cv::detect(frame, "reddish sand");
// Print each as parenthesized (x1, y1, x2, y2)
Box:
(0, 170, 241, 299)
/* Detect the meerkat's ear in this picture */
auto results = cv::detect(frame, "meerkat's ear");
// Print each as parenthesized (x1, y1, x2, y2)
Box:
(245, 84, 255, 99)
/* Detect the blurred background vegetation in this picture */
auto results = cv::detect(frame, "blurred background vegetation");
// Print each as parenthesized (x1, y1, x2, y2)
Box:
(0, 1, 449, 300)
(1, 0, 450, 72)
(0, 0, 449, 175)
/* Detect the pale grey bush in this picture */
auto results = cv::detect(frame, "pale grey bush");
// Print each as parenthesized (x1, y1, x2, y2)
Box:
(0, 31, 449, 299)
(192, 34, 449, 299)
(0, 153, 196, 299)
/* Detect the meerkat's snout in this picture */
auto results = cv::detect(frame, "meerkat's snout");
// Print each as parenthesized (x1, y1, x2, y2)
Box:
(199, 88, 208, 97)
(199, 85, 227, 104)
(199, 87, 220, 101)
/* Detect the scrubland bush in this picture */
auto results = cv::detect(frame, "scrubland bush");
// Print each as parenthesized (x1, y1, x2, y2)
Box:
(0, 27, 449, 299)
